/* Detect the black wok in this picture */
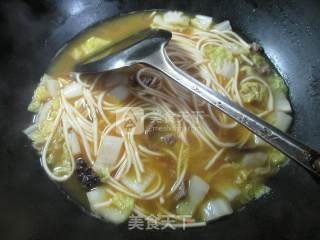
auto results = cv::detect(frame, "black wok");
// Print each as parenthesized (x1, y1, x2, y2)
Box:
(0, 0, 320, 239)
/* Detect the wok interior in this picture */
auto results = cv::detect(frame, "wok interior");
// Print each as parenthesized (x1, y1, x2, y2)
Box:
(1, 1, 320, 238)
(24, 11, 294, 226)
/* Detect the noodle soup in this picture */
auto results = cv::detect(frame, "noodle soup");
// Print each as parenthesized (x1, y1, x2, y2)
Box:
(24, 11, 292, 227)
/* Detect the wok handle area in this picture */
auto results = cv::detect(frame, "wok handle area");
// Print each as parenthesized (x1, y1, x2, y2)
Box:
(143, 48, 320, 178)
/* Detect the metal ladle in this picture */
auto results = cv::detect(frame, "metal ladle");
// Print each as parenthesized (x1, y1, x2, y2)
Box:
(75, 28, 320, 177)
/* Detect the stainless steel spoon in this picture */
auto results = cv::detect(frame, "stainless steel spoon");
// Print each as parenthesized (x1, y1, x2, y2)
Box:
(75, 28, 320, 177)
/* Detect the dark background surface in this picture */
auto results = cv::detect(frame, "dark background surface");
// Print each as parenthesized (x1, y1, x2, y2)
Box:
(0, 0, 320, 239)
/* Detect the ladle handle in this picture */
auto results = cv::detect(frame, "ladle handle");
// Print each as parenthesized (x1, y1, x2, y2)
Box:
(143, 48, 320, 177)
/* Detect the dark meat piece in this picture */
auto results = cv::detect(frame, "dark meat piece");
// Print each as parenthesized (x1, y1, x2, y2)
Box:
(174, 181, 188, 201)
(250, 42, 262, 52)
(130, 73, 161, 89)
(76, 158, 101, 190)
(129, 74, 139, 86)
(160, 134, 177, 145)
(256, 64, 271, 75)
(141, 76, 161, 89)
(145, 120, 158, 136)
